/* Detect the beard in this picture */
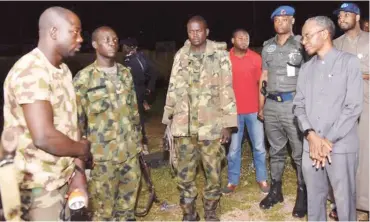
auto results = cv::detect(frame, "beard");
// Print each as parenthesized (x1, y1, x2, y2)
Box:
(339, 21, 356, 31)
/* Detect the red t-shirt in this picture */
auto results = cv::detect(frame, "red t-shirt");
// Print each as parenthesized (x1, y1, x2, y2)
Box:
(229, 48, 262, 114)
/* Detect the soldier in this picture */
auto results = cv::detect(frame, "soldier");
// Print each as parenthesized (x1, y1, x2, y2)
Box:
(258, 5, 307, 218)
(162, 15, 237, 221)
(73, 26, 141, 221)
(0, 6, 89, 221)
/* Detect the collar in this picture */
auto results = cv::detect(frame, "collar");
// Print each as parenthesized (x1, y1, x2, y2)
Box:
(272, 34, 296, 46)
(182, 39, 227, 56)
(230, 47, 250, 59)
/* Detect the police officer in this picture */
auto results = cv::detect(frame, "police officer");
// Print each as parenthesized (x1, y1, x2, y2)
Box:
(258, 5, 307, 218)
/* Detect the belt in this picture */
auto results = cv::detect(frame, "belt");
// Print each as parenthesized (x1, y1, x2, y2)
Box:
(266, 91, 295, 102)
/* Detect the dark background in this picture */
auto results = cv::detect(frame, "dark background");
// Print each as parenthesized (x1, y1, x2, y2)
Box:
(0, 1, 369, 55)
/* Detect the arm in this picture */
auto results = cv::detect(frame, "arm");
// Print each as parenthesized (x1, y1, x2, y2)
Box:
(258, 70, 268, 115)
(17, 69, 88, 158)
(144, 56, 159, 94)
(162, 52, 180, 125)
(292, 66, 313, 132)
(219, 51, 237, 129)
(325, 57, 364, 143)
(22, 101, 88, 158)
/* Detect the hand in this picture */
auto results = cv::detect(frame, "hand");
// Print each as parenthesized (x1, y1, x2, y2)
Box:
(220, 128, 232, 144)
(362, 74, 369, 80)
(78, 139, 91, 162)
(311, 137, 333, 169)
(257, 110, 264, 121)
(66, 172, 89, 207)
(307, 131, 324, 162)
(145, 89, 151, 95)
(143, 100, 151, 111)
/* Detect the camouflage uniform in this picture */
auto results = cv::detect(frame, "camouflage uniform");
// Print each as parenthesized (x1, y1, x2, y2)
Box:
(162, 40, 237, 219)
(73, 62, 141, 221)
(1, 48, 78, 220)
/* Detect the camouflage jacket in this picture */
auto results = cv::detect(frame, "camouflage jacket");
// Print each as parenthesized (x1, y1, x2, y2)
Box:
(73, 62, 141, 163)
(162, 40, 237, 140)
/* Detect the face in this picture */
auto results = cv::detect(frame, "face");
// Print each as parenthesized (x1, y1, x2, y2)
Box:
(122, 44, 136, 55)
(273, 16, 293, 34)
(232, 31, 249, 51)
(54, 12, 83, 58)
(187, 20, 209, 47)
(362, 20, 369, 32)
(93, 28, 119, 58)
(301, 20, 329, 55)
(338, 11, 358, 31)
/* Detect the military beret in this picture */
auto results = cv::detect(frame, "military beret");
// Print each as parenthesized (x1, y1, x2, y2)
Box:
(271, 5, 295, 20)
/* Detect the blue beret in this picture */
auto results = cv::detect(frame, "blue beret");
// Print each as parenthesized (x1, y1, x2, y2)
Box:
(271, 6, 295, 20)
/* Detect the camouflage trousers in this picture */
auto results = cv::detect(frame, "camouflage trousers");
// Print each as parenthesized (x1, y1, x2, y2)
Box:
(174, 136, 225, 201)
(20, 183, 69, 221)
(88, 155, 141, 221)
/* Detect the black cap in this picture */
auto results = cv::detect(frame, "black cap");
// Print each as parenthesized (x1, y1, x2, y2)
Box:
(120, 38, 138, 47)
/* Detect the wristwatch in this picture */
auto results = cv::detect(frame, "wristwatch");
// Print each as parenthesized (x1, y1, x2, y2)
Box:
(303, 128, 315, 138)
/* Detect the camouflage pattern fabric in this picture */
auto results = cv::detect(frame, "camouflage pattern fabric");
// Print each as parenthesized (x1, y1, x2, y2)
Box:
(162, 40, 238, 140)
(88, 156, 141, 221)
(1, 48, 78, 191)
(174, 136, 225, 200)
(73, 62, 142, 163)
(20, 183, 68, 221)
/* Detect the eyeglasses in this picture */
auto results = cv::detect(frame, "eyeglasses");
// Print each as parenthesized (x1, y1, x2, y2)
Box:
(301, 29, 325, 42)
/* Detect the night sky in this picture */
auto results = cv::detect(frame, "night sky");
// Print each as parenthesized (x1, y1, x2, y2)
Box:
(0, 1, 369, 53)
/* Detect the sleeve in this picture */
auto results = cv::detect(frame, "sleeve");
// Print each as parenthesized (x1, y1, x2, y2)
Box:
(144, 55, 159, 94)
(14, 68, 51, 104)
(325, 56, 364, 143)
(261, 45, 269, 71)
(255, 53, 263, 81)
(293, 64, 313, 132)
(162, 51, 181, 125)
(219, 51, 238, 128)
(72, 71, 88, 137)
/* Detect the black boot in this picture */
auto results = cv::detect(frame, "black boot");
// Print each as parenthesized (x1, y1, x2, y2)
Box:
(259, 180, 284, 209)
(203, 198, 220, 221)
(292, 167, 307, 218)
(180, 197, 200, 221)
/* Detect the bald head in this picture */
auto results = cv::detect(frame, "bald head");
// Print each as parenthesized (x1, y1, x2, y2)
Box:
(38, 6, 77, 32)
(92, 26, 115, 42)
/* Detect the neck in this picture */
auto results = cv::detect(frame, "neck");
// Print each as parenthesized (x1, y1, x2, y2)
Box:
(190, 41, 207, 54)
(345, 24, 361, 39)
(96, 54, 115, 68)
(233, 47, 247, 57)
(37, 40, 62, 68)
(317, 41, 333, 60)
(276, 32, 292, 46)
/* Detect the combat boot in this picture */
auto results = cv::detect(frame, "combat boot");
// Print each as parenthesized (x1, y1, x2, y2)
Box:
(180, 197, 200, 221)
(259, 180, 284, 209)
(203, 198, 220, 221)
(292, 168, 307, 218)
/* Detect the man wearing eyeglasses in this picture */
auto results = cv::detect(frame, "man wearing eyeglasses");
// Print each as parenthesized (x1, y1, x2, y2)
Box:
(258, 5, 307, 218)
(294, 16, 363, 221)
(73, 27, 142, 221)
(331, 2, 369, 217)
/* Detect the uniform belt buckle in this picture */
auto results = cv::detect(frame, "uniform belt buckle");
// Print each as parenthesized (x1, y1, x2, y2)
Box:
(276, 95, 283, 102)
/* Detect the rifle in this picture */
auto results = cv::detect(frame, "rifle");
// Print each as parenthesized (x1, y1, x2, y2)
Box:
(135, 152, 159, 217)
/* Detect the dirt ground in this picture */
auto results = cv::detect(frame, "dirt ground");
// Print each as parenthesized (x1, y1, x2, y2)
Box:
(138, 114, 369, 221)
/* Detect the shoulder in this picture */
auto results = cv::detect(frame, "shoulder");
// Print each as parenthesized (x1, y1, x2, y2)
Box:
(73, 63, 95, 82)
(333, 34, 345, 47)
(117, 62, 132, 75)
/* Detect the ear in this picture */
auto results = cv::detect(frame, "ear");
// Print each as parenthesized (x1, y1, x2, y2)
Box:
(356, 14, 360, 22)
(206, 28, 210, 37)
(50, 27, 57, 40)
(291, 17, 295, 25)
(323, 29, 330, 40)
(92, 41, 98, 49)
(231, 37, 235, 45)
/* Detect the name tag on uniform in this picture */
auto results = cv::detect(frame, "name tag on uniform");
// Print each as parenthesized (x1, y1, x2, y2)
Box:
(287, 64, 296, 77)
